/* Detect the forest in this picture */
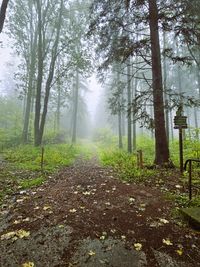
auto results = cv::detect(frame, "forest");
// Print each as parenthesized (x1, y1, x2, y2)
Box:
(0, 0, 200, 266)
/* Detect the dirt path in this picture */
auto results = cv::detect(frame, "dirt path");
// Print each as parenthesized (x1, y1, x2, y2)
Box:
(0, 158, 200, 266)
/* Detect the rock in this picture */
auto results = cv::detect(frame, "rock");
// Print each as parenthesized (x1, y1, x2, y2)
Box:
(153, 250, 191, 267)
(71, 237, 147, 267)
(0, 225, 73, 267)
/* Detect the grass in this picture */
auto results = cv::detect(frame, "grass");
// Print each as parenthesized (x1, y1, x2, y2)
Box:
(97, 133, 200, 208)
(19, 176, 45, 189)
(98, 147, 156, 183)
(0, 142, 94, 206)
(3, 143, 91, 171)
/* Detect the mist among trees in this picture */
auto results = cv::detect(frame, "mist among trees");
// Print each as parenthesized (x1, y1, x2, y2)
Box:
(0, 0, 199, 164)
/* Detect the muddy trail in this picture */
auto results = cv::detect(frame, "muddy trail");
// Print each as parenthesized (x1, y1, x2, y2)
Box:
(0, 157, 200, 267)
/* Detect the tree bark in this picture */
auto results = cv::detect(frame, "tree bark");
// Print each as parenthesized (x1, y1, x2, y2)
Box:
(34, 0, 43, 146)
(22, 27, 37, 144)
(127, 58, 132, 153)
(0, 0, 9, 33)
(34, 0, 63, 146)
(72, 69, 79, 144)
(163, 31, 169, 143)
(148, 0, 170, 165)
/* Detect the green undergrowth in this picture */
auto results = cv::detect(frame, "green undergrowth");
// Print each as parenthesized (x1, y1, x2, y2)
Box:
(98, 148, 155, 183)
(3, 143, 91, 171)
(0, 143, 93, 206)
(19, 176, 45, 190)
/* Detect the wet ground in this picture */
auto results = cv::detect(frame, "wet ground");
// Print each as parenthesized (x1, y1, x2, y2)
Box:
(0, 158, 200, 266)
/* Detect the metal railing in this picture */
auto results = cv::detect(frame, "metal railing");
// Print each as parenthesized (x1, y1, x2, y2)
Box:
(184, 159, 200, 200)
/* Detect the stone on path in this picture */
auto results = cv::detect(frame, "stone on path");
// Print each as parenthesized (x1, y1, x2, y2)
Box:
(153, 250, 192, 267)
(71, 237, 147, 267)
(181, 207, 200, 229)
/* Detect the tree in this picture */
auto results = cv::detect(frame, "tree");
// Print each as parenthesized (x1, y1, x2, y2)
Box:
(89, 0, 171, 165)
(0, 0, 9, 33)
(148, 0, 169, 164)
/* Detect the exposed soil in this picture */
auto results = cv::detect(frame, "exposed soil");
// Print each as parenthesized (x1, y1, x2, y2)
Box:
(0, 157, 200, 266)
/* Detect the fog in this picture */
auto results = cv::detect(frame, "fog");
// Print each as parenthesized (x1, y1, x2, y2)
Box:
(0, 0, 199, 153)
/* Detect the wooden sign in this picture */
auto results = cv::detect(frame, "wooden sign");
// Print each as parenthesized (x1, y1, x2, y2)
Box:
(174, 116, 187, 129)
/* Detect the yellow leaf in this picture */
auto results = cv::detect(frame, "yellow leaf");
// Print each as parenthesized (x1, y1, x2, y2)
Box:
(162, 238, 173, 246)
(134, 243, 142, 251)
(1, 231, 16, 240)
(13, 220, 21, 225)
(17, 229, 30, 238)
(176, 249, 183, 255)
(43, 205, 51, 211)
(159, 218, 169, 224)
(69, 208, 77, 213)
(22, 217, 30, 222)
(22, 262, 35, 267)
(82, 191, 91, 195)
(88, 250, 96, 256)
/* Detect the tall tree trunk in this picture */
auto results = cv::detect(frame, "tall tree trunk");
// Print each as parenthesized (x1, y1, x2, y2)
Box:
(163, 31, 169, 143)
(56, 84, 61, 132)
(22, 27, 37, 144)
(194, 108, 199, 140)
(132, 66, 137, 150)
(34, 0, 63, 146)
(72, 69, 79, 144)
(118, 104, 123, 149)
(34, 0, 43, 146)
(117, 68, 123, 149)
(127, 58, 132, 153)
(148, 0, 170, 165)
(0, 0, 9, 33)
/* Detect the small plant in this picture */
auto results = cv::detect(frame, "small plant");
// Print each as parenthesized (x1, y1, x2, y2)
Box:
(19, 177, 45, 189)
(98, 147, 155, 183)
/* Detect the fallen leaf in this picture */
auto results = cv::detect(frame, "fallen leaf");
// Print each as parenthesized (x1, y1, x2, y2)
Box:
(82, 191, 91, 196)
(1, 231, 16, 240)
(129, 197, 135, 203)
(176, 249, 183, 255)
(159, 218, 169, 224)
(149, 221, 162, 228)
(43, 205, 51, 211)
(134, 243, 142, 251)
(163, 238, 173, 246)
(1, 229, 30, 241)
(23, 217, 30, 222)
(17, 229, 30, 238)
(69, 208, 77, 213)
(22, 262, 34, 267)
(175, 185, 182, 189)
(13, 220, 21, 225)
(88, 250, 96, 256)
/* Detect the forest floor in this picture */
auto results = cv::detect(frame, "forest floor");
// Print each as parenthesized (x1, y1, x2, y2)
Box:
(0, 156, 200, 267)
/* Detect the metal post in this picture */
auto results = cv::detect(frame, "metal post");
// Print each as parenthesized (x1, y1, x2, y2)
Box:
(189, 160, 192, 200)
(179, 127, 183, 174)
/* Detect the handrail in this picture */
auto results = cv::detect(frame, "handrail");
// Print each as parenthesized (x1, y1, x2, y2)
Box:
(184, 159, 200, 200)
